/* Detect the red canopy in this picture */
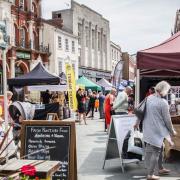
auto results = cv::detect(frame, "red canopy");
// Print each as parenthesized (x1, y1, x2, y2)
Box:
(137, 31, 180, 69)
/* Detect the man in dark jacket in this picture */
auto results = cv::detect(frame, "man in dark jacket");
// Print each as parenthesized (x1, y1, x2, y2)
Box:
(86, 91, 96, 119)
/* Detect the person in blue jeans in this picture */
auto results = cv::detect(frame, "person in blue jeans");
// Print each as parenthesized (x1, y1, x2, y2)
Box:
(98, 92, 105, 119)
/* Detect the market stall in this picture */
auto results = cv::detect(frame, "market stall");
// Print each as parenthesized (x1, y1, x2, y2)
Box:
(7, 62, 69, 120)
(77, 76, 102, 91)
(97, 78, 112, 91)
(137, 31, 180, 101)
(8, 62, 60, 86)
(137, 31, 180, 157)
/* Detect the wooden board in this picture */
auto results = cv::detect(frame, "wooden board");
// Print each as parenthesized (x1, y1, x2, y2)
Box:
(0, 159, 60, 178)
(164, 124, 180, 159)
(171, 115, 180, 124)
(21, 120, 77, 180)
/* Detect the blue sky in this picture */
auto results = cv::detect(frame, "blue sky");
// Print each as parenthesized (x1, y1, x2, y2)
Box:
(42, 0, 180, 54)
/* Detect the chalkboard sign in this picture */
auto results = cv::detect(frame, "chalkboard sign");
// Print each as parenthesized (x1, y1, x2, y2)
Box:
(21, 121, 77, 180)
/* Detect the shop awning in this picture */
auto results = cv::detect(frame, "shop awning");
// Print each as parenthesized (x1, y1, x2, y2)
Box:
(137, 31, 180, 70)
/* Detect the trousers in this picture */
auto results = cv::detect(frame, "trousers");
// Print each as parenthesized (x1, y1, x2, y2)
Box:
(145, 143, 164, 175)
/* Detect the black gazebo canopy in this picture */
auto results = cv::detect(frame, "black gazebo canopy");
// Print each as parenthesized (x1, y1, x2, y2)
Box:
(8, 62, 60, 86)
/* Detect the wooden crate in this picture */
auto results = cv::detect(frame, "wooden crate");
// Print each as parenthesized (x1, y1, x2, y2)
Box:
(164, 124, 180, 159)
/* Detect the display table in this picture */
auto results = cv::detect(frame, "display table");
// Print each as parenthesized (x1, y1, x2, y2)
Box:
(164, 115, 180, 159)
(0, 159, 60, 180)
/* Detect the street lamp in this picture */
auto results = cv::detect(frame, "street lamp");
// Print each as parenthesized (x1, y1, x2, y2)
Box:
(0, 20, 9, 162)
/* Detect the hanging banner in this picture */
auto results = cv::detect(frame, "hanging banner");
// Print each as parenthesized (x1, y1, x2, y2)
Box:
(65, 63, 77, 111)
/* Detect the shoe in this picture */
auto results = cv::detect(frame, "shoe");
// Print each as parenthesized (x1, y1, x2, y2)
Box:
(147, 175, 160, 180)
(159, 168, 170, 175)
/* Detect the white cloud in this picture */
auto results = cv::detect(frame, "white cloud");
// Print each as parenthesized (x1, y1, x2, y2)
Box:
(42, 0, 180, 53)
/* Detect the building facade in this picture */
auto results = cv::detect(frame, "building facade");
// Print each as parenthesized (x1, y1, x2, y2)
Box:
(174, 9, 180, 34)
(43, 21, 79, 79)
(52, 0, 111, 82)
(110, 41, 122, 73)
(0, 0, 12, 94)
(0, 0, 50, 95)
(10, 0, 50, 75)
(122, 52, 136, 82)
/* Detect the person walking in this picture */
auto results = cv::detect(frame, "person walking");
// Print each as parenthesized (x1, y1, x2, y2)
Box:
(41, 90, 52, 104)
(135, 81, 177, 180)
(98, 92, 105, 119)
(76, 89, 87, 125)
(104, 88, 116, 130)
(113, 86, 132, 115)
(86, 91, 96, 119)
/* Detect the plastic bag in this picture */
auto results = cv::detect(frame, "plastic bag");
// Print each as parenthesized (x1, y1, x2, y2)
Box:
(127, 129, 144, 155)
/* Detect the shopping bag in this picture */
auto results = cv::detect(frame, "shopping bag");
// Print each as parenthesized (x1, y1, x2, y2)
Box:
(127, 129, 144, 155)
(134, 98, 147, 121)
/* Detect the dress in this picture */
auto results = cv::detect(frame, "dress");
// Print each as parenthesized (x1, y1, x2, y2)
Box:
(77, 94, 86, 113)
(104, 94, 112, 127)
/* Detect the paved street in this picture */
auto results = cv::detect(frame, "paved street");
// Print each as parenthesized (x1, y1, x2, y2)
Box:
(76, 112, 180, 180)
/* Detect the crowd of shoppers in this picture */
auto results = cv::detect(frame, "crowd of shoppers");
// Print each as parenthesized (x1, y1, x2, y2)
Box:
(76, 80, 178, 180)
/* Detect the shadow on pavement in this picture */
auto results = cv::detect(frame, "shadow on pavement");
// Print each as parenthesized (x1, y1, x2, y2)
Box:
(78, 147, 180, 179)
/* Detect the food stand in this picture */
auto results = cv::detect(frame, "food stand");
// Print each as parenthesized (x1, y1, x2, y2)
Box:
(136, 31, 180, 158)
(7, 62, 70, 120)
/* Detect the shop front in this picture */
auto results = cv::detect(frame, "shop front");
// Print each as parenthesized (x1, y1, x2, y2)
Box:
(79, 68, 111, 82)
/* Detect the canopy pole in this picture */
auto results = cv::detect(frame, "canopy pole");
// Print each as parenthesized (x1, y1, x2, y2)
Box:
(2, 49, 9, 163)
(135, 69, 140, 106)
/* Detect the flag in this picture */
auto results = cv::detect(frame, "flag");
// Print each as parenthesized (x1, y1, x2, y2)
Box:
(65, 63, 77, 111)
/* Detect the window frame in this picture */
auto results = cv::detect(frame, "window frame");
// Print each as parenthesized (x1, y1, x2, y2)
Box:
(65, 38, 69, 51)
(72, 41, 75, 53)
(58, 36, 62, 49)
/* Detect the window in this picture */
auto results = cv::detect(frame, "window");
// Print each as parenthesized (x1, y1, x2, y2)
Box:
(103, 35, 106, 52)
(58, 61, 63, 73)
(92, 29, 95, 49)
(58, 36, 62, 49)
(72, 41, 75, 53)
(19, 27, 26, 47)
(72, 63, 75, 73)
(78, 56, 81, 65)
(32, 2, 37, 15)
(65, 39, 69, 51)
(98, 32, 101, 51)
(13, 24, 18, 46)
(114, 51, 116, 60)
(78, 23, 82, 45)
(15, 65, 24, 77)
(85, 27, 89, 47)
(20, 0, 24, 10)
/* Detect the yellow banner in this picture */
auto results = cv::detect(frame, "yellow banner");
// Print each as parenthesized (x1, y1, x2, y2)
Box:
(65, 63, 77, 111)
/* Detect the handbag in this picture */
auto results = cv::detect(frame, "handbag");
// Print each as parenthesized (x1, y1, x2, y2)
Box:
(110, 110, 115, 115)
(127, 129, 144, 155)
(134, 98, 147, 121)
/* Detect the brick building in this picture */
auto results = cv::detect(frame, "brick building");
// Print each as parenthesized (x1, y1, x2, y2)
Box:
(0, 0, 50, 94)
(122, 52, 136, 82)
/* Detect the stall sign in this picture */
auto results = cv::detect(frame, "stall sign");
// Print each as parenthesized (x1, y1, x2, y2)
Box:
(16, 52, 31, 60)
(21, 120, 77, 180)
(65, 63, 77, 111)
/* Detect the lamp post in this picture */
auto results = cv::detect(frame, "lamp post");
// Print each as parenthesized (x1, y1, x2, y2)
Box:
(0, 20, 9, 162)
